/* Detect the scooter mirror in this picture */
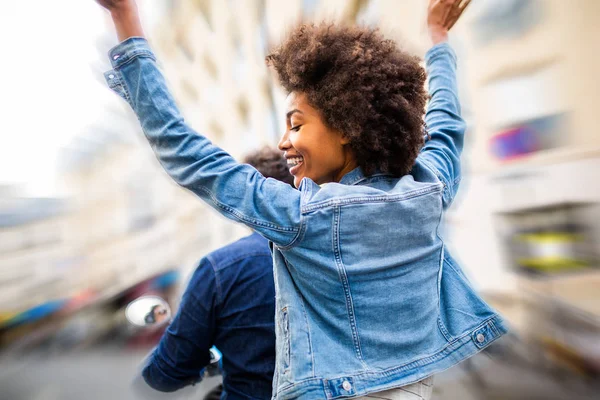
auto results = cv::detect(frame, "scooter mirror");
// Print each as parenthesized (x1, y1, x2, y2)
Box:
(125, 296, 171, 327)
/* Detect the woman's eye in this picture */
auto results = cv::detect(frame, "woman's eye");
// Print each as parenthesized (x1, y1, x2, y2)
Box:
(290, 125, 302, 132)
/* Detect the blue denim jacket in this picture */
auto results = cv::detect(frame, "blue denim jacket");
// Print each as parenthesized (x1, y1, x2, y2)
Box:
(105, 38, 507, 400)
(142, 233, 276, 399)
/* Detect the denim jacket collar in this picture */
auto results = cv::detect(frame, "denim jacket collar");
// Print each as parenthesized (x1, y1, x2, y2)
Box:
(339, 167, 394, 186)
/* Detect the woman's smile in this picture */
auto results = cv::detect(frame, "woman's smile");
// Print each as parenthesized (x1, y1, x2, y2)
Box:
(286, 155, 304, 175)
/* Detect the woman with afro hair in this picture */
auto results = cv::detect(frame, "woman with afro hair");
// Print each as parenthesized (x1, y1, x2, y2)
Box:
(97, 0, 507, 398)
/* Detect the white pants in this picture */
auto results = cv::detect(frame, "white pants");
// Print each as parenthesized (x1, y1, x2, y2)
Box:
(355, 377, 433, 400)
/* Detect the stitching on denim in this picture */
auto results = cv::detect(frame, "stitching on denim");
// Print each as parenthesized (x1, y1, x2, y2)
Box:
(278, 181, 312, 250)
(277, 316, 506, 398)
(419, 155, 453, 204)
(299, 289, 316, 378)
(446, 308, 479, 319)
(347, 172, 394, 186)
(202, 256, 223, 306)
(336, 315, 502, 381)
(489, 319, 500, 336)
(282, 256, 316, 378)
(432, 190, 451, 343)
(277, 209, 306, 250)
(113, 50, 156, 69)
(276, 376, 328, 396)
(379, 316, 498, 377)
(437, 318, 453, 343)
(113, 72, 131, 104)
(195, 186, 300, 235)
(444, 257, 476, 292)
(333, 206, 368, 368)
(281, 307, 290, 373)
(323, 379, 332, 398)
(301, 184, 442, 213)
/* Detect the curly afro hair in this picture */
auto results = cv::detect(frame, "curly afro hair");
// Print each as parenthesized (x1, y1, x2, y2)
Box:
(266, 23, 428, 177)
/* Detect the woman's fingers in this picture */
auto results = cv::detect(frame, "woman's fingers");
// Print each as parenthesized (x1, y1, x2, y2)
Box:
(428, 0, 457, 30)
(447, 0, 472, 30)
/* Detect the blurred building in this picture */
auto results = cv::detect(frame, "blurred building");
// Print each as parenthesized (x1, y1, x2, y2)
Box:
(0, 191, 78, 312)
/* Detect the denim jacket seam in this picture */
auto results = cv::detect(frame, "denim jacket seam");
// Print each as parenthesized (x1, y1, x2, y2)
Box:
(111, 50, 156, 70)
(443, 257, 472, 288)
(325, 315, 501, 384)
(433, 192, 454, 342)
(447, 315, 501, 347)
(436, 240, 454, 342)
(323, 380, 333, 398)
(333, 206, 368, 368)
(419, 156, 454, 205)
(419, 155, 450, 189)
(277, 184, 311, 250)
(348, 172, 394, 186)
(276, 377, 325, 397)
(203, 257, 223, 306)
(288, 268, 316, 378)
(301, 185, 442, 213)
(195, 186, 299, 234)
(276, 215, 306, 250)
(111, 71, 132, 104)
(277, 316, 504, 397)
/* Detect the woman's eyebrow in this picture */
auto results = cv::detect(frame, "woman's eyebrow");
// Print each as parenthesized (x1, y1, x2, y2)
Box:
(286, 109, 304, 119)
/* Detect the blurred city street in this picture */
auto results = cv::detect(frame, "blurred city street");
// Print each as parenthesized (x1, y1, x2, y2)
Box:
(1, 337, 598, 400)
(1, 0, 600, 399)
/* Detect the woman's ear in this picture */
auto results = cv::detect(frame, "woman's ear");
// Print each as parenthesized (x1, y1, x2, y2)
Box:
(339, 132, 351, 145)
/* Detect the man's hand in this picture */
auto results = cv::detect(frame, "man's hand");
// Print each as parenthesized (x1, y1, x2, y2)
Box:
(95, 0, 145, 42)
(427, 0, 472, 45)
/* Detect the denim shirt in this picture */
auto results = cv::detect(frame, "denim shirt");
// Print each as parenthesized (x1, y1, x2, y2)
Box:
(141, 233, 276, 399)
(105, 38, 507, 400)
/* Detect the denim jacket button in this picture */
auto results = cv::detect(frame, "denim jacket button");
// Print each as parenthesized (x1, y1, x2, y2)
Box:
(476, 333, 485, 343)
(342, 381, 352, 391)
(113, 54, 120, 60)
(108, 74, 115, 79)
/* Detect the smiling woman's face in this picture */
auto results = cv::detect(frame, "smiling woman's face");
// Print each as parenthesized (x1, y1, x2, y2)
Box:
(277, 92, 357, 188)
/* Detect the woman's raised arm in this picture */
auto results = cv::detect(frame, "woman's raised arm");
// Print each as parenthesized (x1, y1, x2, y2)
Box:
(419, 0, 470, 209)
(95, 0, 302, 246)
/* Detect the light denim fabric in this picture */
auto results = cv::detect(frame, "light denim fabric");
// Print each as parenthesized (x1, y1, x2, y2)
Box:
(105, 38, 507, 400)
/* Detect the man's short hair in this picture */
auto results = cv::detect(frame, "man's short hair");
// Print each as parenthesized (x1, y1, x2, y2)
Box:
(243, 146, 294, 187)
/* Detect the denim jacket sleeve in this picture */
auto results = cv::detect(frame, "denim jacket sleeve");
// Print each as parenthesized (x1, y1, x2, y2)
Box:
(141, 257, 216, 392)
(104, 37, 301, 246)
(419, 42, 466, 209)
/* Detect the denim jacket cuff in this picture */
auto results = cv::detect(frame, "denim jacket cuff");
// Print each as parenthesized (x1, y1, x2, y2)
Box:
(108, 37, 156, 69)
(425, 42, 457, 67)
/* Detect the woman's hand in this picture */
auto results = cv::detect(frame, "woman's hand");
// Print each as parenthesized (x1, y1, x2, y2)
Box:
(427, 0, 472, 45)
(95, 0, 145, 42)
(95, 0, 133, 12)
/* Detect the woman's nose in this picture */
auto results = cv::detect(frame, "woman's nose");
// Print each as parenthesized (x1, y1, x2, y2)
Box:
(278, 131, 290, 151)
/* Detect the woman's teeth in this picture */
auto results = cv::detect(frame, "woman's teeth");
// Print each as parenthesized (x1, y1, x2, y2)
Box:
(287, 157, 303, 166)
